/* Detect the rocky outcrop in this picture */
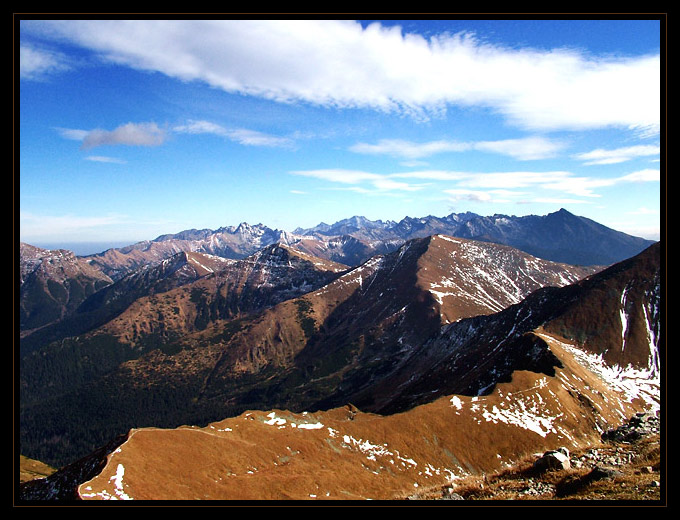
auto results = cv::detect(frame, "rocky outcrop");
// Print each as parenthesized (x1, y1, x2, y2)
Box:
(533, 447, 571, 473)
(601, 412, 660, 444)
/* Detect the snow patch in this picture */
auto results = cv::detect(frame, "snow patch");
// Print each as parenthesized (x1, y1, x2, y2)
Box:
(264, 412, 286, 426)
(537, 333, 660, 413)
(297, 422, 324, 430)
(436, 235, 461, 244)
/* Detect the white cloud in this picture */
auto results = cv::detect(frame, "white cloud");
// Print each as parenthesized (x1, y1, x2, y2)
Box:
(173, 119, 294, 148)
(80, 122, 167, 149)
(390, 170, 467, 181)
(472, 137, 566, 160)
(55, 127, 89, 141)
(291, 169, 383, 185)
(372, 178, 424, 192)
(350, 139, 469, 159)
(24, 20, 660, 134)
(616, 169, 660, 183)
(351, 136, 564, 161)
(456, 171, 577, 191)
(291, 166, 660, 200)
(20, 43, 70, 80)
(173, 120, 227, 136)
(290, 168, 425, 194)
(573, 145, 661, 165)
(225, 128, 293, 148)
(85, 155, 127, 164)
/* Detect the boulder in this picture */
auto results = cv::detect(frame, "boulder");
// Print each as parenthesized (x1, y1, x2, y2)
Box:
(533, 447, 571, 473)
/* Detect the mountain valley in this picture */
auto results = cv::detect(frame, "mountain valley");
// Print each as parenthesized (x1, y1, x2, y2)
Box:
(16, 209, 663, 502)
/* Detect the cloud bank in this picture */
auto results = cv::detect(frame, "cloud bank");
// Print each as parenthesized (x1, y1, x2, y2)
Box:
(23, 20, 661, 135)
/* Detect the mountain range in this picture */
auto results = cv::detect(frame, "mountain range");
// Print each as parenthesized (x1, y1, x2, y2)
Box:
(78, 209, 654, 283)
(17, 209, 662, 501)
(18, 240, 661, 501)
(18, 208, 653, 340)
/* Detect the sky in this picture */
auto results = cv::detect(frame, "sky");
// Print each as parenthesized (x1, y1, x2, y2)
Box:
(18, 17, 663, 254)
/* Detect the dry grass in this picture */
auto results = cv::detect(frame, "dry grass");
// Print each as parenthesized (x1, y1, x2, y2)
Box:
(19, 455, 56, 484)
(405, 433, 662, 502)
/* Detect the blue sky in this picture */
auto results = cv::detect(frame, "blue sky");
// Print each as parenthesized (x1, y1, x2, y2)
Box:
(18, 18, 663, 254)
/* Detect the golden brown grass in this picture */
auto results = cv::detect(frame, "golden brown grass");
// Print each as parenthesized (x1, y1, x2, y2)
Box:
(19, 455, 56, 483)
(403, 433, 662, 502)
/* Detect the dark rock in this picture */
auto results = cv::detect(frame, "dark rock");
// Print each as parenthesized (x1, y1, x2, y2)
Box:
(602, 412, 659, 443)
(555, 464, 623, 498)
(588, 465, 624, 481)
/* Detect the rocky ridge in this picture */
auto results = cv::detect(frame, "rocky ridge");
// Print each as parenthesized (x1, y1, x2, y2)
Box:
(294, 209, 655, 266)
(17, 241, 661, 501)
(19, 243, 113, 333)
(83, 222, 297, 281)
(74, 209, 654, 286)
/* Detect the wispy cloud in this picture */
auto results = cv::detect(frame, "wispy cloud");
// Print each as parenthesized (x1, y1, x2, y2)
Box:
(24, 20, 660, 134)
(291, 167, 660, 200)
(291, 168, 427, 194)
(55, 127, 89, 141)
(472, 137, 566, 161)
(350, 136, 565, 161)
(617, 169, 660, 183)
(173, 119, 294, 148)
(225, 129, 293, 148)
(172, 120, 226, 136)
(85, 155, 127, 164)
(350, 139, 469, 159)
(292, 169, 384, 185)
(57, 119, 292, 152)
(20, 43, 70, 80)
(573, 144, 661, 165)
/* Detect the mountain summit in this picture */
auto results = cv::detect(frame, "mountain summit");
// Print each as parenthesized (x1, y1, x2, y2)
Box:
(75, 209, 654, 286)
(19, 241, 661, 501)
(296, 209, 655, 267)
